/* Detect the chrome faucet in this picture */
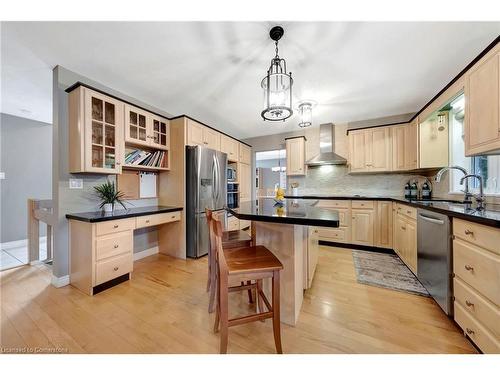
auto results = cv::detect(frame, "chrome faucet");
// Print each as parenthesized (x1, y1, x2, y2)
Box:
(460, 174, 485, 210)
(435, 166, 472, 203)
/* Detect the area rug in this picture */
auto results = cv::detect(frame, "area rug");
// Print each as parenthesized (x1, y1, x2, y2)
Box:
(352, 250, 429, 297)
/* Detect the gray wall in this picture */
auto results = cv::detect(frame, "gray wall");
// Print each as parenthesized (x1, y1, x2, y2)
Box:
(52, 66, 173, 278)
(0, 113, 52, 242)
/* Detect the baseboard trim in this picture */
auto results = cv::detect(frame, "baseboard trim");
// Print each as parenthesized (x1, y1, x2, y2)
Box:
(1, 237, 47, 250)
(319, 240, 396, 255)
(51, 274, 70, 288)
(133, 246, 159, 261)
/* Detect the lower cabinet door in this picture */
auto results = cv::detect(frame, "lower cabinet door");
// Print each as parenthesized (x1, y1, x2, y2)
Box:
(95, 252, 133, 285)
(351, 209, 374, 246)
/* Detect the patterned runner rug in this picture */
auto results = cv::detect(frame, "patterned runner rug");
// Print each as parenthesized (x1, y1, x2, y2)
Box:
(352, 249, 429, 297)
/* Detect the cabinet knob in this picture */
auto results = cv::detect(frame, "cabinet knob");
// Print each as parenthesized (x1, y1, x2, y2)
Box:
(171, 215, 176, 219)
(401, 226, 406, 230)
(464, 265, 474, 271)
(464, 229, 474, 236)
(466, 328, 474, 335)
(116, 162, 121, 165)
(114, 244, 119, 249)
(407, 210, 411, 214)
(113, 225, 119, 229)
(113, 266, 119, 271)
(465, 300, 474, 308)
(145, 220, 150, 223)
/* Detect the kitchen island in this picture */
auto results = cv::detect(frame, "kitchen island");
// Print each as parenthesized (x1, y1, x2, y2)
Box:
(226, 198, 339, 325)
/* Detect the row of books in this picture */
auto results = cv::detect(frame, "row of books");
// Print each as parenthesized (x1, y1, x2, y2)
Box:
(125, 149, 166, 168)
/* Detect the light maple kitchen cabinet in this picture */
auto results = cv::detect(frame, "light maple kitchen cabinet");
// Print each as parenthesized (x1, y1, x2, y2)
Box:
(239, 162, 251, 201)
(351, 201, 374, 246)
(69, 86, 124, 174)
(124, 105, 170, 150)
(186, 118, 220, 150)
(392, 120, 418, 171)
(348, 127, 391, 173)
(393, 203, 417, 273)
(452, 218, 500, 353)
(315, 200, 352, 243)
(305, 227, 319, 289)
(374, 201, 393, 249)
(239, 143, 252, 165)
(465, 43, 500, 156)
(220, 135, 239, 162)
(285, 136, 306, 176)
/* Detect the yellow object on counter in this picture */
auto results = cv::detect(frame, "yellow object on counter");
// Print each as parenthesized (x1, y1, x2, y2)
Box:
(275, 187, 285, 201)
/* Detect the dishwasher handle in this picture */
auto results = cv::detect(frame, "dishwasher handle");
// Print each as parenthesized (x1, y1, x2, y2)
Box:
(418, 213, 445, 225)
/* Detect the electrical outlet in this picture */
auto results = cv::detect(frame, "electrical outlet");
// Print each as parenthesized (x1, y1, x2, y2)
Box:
(69, 178, 83, 189)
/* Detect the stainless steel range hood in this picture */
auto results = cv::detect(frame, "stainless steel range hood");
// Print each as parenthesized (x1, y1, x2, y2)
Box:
(306, 123, 347, 166)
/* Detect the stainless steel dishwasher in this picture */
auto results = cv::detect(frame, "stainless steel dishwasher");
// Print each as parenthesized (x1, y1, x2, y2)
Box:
(417, 208, 453, 316)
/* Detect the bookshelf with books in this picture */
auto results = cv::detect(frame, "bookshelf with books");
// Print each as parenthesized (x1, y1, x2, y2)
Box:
(123, 146, 170, 171)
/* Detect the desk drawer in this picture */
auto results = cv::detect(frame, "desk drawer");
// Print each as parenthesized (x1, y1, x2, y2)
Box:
(96, 218, 136, 236)
(316, 200, 351, 209)
(95, 252, 133, 286)
(317, 227, 350, 243)
(136, 211, 181, 228)
(351, 200, 374, 209)
(454, 302, 500, 354)
(395, 203, 417, 220)
(454, 277, 500, 339)
(453, 239, 500, 305)
(453, 219, 500, 256)
(96, 231, 133, 261)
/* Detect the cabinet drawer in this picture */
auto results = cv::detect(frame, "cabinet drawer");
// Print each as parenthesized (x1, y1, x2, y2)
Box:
(351, 200, 374, 209)
(96, 218, 136, 236)
(95, 252, 133, 286)
(454, 302, 500, 354)
(227, 217, 239, 231)
(453, 239, 500, 305)
(96, 231, 133, 261)
(395, 203, 417, 220)
(453, 219, 500, 256)
(317, 227, 350, 243)
(136, 211, 181, 229)
(454, 277, 500, 339)
(316, 200, 351, 209)
(240, 219, 251, 230)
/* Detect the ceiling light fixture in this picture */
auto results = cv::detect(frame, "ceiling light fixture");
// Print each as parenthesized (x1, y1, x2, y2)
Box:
(297, 101, 314, 128)
(261, 26, 293, 122)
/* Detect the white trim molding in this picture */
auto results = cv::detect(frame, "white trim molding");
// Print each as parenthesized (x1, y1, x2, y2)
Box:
(51, 274, 70, 288)
(133, 246, 159, 261)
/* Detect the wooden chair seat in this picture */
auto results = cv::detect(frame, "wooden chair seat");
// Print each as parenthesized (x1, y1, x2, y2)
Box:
(224, 246, 283, 275)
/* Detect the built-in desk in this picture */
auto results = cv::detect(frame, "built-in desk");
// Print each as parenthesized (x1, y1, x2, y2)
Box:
(66, 205, 183, 295)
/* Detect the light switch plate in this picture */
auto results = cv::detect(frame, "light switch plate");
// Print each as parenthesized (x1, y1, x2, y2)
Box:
(0, 172, 5, 180)
(69, 178, 83, 189)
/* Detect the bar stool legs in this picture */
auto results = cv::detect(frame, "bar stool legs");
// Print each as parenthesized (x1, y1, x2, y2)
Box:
(272, 270, 282, 354)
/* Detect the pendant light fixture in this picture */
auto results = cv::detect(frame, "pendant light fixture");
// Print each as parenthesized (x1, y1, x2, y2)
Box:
(261, 26, 293, 122)
(297, 101, 314, 128)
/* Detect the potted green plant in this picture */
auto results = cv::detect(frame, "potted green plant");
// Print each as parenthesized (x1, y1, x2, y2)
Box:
(94, 180, 127, 213)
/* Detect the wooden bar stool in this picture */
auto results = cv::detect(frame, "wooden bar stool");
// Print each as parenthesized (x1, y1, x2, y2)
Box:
(211, 215, 283, 354)
(206, 209, 253, 313)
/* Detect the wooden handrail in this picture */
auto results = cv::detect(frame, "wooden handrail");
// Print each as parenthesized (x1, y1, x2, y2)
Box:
(28, 198, 54, 263)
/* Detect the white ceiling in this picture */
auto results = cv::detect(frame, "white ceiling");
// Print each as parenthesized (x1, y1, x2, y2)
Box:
(1, 22, 499, 139)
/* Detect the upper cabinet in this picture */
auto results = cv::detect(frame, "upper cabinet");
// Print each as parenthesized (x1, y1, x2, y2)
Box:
(239, 143, 251, 165)
(69, 86, 124, 174)
(391, 120, 418, 171)
(465, 43, 500, 156)
(349, 127, 392, 173)
(286, 136, 306, 175)
(124, 105, 170, 150)
(186, 118, 221, 150)
(220, 134, 239, 162)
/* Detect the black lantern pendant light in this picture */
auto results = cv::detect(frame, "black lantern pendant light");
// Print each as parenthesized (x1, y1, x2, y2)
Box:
(261, 26, 293, 122)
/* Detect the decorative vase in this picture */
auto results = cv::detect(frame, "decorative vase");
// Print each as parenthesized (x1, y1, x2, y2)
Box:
(103, 203, 114, 213)
(291, 187, 299, 196)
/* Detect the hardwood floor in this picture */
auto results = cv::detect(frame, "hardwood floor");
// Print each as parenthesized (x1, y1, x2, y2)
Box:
(0, 246, 476, 354)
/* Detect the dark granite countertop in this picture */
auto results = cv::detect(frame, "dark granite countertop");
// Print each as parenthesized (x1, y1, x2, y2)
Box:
(226, 198, 339, 227)
(66, 205, 183, 223)
(285, 195, 500, 228)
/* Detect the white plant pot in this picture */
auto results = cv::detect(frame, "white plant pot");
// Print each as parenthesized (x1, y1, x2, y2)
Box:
(103, 203, 114, 213)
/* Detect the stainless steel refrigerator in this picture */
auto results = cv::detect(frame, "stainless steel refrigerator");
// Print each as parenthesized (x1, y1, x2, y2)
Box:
(186, 145, 227, 258)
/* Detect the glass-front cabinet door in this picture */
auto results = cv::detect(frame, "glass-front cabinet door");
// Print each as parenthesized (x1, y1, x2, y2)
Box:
(124, 105, 150, 147)
(85, 89, 123, 174)
(151, 115, 170, 150)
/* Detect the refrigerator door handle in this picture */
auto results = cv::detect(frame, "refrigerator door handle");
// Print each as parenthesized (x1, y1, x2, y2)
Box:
(212, 154, 218, 204)
(215, 155, 220, 202)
